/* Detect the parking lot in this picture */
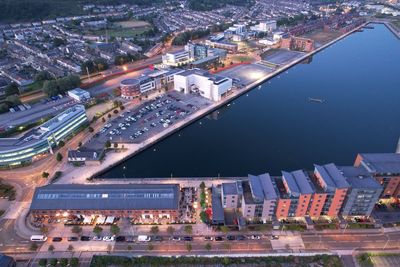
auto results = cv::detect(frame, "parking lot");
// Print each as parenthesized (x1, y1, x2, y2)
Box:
(87, 91, 212, 150)
(262, 49, 305, 66)
(219, 63, 274, 86)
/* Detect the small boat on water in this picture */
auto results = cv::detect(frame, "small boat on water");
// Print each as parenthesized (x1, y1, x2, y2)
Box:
(227, 103, 231, 107)
(258, 85, 262, 89)
(308, 97, 325, 103)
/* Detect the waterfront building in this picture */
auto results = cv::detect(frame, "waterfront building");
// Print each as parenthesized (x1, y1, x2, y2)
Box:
(221, 181, 243, 209)
(205, 39, 238, 52)
(211, 185, 225, 225)
(313, 163, 350, 217)
(67, 88, 90, 102)
(120, 68, 183, 99)
(173, 68, 232, 102)
(0, 105, 88, 168)
(162, 49, 192, 67)
(277, 170, 316, 218)
(251, 20, 277, 32)
(29, 184, 180, 224)
(280, 36, 315, 52)
(338, 166, 383, 217)
(242, 174, 278, 222)
(67, 149, 100, 165)
(354, 153, 400, 200)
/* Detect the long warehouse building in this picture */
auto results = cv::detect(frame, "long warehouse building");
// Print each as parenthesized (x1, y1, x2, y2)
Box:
(0, 105, 88, 168)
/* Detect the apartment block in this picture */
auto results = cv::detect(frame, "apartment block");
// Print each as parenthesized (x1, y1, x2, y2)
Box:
(354, 153, 400, 200)
(221, 181, 243, 209)
(339, 166, 383, 217)
(313, 163, 350, 217)
(242, 174, 278, 222)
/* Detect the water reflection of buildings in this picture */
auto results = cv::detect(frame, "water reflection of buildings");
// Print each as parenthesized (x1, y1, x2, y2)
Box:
(301, 55, 313, 64)
(206, 104, 232, 121)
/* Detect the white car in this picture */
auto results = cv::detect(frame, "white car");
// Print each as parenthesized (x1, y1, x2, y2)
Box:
(103, 236, 115, 242)
(250, 235, 261, 240)
(92, 236, 102, 241)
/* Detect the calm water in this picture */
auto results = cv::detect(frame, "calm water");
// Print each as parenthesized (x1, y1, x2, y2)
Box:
(101, 24, 400, 178)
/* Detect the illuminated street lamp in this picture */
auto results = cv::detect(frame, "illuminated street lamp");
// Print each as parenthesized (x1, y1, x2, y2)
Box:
(123, 65, 128, 71)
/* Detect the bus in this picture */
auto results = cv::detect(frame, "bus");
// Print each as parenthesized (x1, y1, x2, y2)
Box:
(30, 235, 47, 242)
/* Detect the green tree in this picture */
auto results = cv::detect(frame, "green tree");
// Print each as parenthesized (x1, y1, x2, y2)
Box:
(220, 226, 230, 234)
(147, 243, 154, 251)
(184, 225, 193, 235)
(30, 243, 38, 251)
(167, 226, 175, 235)
(150, 226, 159, 234)
(105, 140, 111, 148)
(186, 243, 192, 252)
(35, 70, 52, 81)
(40, 226, 49, 234)
(200, 181, 206, 190)
(88, 126, 94, 133)
(93, 225, 103, 236)
(110, 224, 120, 235)
(70, 258, 79, 267)
(200, 211, 208, 223)
(48, 244, 55, 252)
(5, 83, 19, 96)
(67, 244, 74, 251)
(71, 225, 82, 234)
(42, 79, 59, 97)
(101, 117, 106, 123)
(38, 258, 47, 267)
(5, 95, 21, 106)
(59, 258, 68, 267)
(42, 171, 49, 178)
(49, 258, 58, 266)
(58, 140, 65, 147)
(113, 142, 118, 148)
(205, 242, 212, 251)
(56, 152, 63, 162)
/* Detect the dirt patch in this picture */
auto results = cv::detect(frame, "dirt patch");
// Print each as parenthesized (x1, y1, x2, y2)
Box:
(303, 30, 342, 45)
(115, 20, 151, 28)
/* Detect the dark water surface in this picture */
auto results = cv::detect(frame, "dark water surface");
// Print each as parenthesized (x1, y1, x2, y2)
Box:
(101, 24, 400, 178)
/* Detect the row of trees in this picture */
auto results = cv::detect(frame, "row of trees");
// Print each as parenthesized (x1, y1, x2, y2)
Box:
(172, 29, 211, 46)
(188, 0, 253, 11)
(114, 53, 143, 66)
(42, 74, 80, 97)
(81, 58, 109, 75)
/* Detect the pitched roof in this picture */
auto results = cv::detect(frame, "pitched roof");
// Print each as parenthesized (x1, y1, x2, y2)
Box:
(282, 170, 314, 195)
(314, 163, 350, 191)
(359, 153, 400, 174)
(30, 184, 180, 211)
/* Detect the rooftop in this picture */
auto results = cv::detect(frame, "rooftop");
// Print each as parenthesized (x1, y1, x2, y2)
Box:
(359, 153, 400, 174)
(338, 166, 382, 189)
(30, 184, 180, 211)
(222, 182, 238, 195)
(211, 185, 225, 222)
(282, 170, 314, 195)
(314, 163, 350, 191)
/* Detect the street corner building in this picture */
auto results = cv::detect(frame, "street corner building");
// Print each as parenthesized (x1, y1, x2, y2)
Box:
(29, 183, 181, 224)
(0, 105, 88, 168)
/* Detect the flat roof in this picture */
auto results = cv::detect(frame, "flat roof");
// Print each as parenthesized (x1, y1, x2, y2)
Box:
(314, 163, 350, 190)
(282, 170, 314, 195)
(30, 184, 180, 211)
(211, 186, 225, 222)
(338, 166, 382, 189)
(359, 153, 400, 174)
(222, 182, 238, 195)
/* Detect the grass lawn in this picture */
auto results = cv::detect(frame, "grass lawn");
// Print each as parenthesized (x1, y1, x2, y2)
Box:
(22, 80, 43, 92)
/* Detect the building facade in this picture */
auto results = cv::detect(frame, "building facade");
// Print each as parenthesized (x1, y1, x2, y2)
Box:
(0, 105, 88, 168)
(30, 184, 181, 224)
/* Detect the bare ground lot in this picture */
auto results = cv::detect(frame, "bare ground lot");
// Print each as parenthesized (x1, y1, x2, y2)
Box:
(115, 20, 151, 28)
(303, 30, 342, 47)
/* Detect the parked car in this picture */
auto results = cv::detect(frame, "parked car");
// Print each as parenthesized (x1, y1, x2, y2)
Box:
(153, 236, 163, 242)
(250, 235, 261, 240)
(204, 236, 213, 241)
(183, 236, 193, 241)
(116, 236, 126, 242)
(67, 237, 78, 242)
(103, 236, 115, 242)
(215, 236, 224, 241)
(227, 235, 236, 241)
(52, 237, 62, 242)
(270, 235, 279, 240)
(80, 236, 91, 241)
(92, 236, 103, 241)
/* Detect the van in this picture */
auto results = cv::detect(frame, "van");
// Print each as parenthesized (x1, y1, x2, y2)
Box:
(30, 235, 47, 242)
(137, 235, 151, 242)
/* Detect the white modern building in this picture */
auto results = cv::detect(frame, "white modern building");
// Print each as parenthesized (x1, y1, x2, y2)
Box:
(162, 49, 193, 67)
(251, 20, 277, 32)
(173, 69, 232, 102)
(68, 88, 91, 102)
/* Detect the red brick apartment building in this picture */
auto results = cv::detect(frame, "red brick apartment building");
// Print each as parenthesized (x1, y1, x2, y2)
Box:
(280, 36, 315, 52)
